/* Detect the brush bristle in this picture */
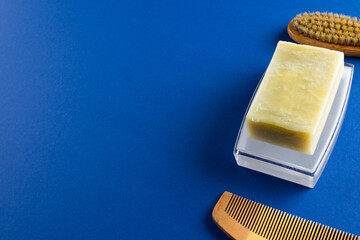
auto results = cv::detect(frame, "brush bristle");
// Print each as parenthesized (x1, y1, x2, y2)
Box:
(294, 12, 360, 46)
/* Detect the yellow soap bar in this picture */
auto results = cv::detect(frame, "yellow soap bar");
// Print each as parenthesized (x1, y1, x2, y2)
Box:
(246, 41, 344, 155)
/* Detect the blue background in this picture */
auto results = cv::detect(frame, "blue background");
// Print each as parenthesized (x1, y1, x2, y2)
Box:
(0, 0, 360, 239)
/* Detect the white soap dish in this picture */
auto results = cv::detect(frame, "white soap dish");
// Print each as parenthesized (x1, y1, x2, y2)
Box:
(233, 63, 354, 188)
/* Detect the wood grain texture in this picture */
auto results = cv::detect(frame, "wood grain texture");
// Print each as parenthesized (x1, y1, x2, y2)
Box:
(287, 19, 360, 57)
(213, 191, 359, 240)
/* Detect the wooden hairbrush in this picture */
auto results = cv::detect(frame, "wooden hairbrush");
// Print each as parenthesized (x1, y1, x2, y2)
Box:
(213, 191, 359, 240)
(288, 12, 360, 57)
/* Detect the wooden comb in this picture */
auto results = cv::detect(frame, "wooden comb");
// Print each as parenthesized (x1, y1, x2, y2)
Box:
(213, 191, 359, 240)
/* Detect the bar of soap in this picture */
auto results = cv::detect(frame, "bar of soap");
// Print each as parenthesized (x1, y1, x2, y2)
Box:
(246, 41, 344, 155)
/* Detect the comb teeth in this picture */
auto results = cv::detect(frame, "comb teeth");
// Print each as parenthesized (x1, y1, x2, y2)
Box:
(225, 193, 357, 240)
(294, 12, 360, 46)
